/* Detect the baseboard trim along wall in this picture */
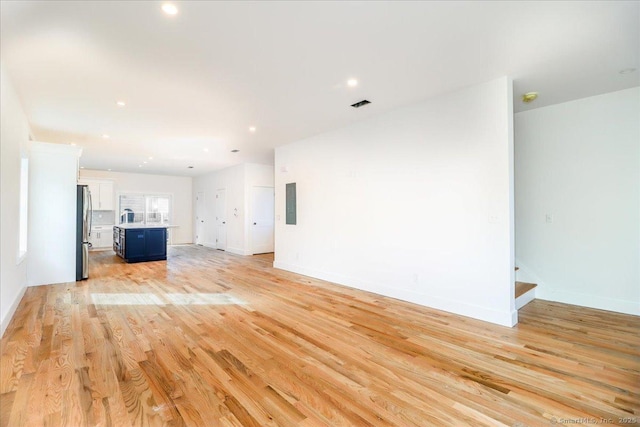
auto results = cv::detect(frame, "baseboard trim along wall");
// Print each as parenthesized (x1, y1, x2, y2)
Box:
(536, 288, 639, 316)
(226, 246, 247, 256)
(1, 285, 27, 338)
(274, 261, 517, 327)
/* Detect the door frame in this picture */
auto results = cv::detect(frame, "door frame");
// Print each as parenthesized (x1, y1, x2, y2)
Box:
(215, 188, 227, 250)
(195, 191, 204, 245)
(250, 185, 275, 255)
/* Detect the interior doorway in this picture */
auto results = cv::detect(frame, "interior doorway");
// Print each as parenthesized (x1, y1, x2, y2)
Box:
(215, 188, 227, 250)
(195, 191, 204, 245)
(251, 186, 275, 254)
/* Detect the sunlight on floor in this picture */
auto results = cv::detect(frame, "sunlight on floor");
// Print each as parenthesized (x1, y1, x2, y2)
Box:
(165, 293, 246, 305)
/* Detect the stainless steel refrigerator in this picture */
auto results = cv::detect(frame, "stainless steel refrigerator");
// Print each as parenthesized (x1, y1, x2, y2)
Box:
(76, 185, 92, 280)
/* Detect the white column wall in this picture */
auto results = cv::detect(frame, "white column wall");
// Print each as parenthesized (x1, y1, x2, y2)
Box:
(0, 64, 30, 336)
(274, 77, 516, 326)
(28, 142, 81, 286)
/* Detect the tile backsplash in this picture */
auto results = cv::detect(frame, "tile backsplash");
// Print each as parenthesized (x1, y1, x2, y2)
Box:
(92, 210, 115, 225)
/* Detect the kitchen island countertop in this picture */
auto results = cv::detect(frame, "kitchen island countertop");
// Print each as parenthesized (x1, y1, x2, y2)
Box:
(114, 224, 178, 229)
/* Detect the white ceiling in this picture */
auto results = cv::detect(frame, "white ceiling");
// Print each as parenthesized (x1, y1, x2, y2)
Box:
(1, 1, 638, 177)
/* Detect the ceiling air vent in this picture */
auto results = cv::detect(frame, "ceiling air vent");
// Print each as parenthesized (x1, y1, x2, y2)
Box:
(351, 99, 371, 108)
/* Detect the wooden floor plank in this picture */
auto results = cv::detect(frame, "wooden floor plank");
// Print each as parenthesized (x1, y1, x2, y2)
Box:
(1, 245, 638, 426)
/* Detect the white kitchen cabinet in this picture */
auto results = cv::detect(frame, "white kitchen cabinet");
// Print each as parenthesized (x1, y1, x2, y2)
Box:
(90, 225, 115, 249)
(80, 180, 114, 210)
(98, 181, 114, 210)
(86, 181, 100, 208)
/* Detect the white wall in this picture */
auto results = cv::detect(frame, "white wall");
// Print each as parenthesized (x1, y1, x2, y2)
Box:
(193, 163, 274, 255)
(28, 142, 81, 286)
(515, 87, 640, 315)
(79, 170, 193, 244)
(274, 77, 516, 326)
(0, 64, 30, 336)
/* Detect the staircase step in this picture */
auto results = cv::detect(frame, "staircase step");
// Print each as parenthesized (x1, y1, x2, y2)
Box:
(515, 281, 537, 299)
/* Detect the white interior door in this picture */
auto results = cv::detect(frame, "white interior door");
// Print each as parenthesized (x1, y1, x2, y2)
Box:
(195, 191, 204, 245)
(251, 186, 275, 254)
(215, 188, 227, 250)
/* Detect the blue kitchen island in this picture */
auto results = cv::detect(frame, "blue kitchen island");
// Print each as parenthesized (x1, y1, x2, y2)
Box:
(113, 225, 169, 263)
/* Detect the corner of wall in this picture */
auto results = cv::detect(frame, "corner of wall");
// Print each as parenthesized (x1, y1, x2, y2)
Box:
(0, 286, 27, 338)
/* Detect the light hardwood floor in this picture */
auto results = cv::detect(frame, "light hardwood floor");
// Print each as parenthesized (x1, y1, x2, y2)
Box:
(1, 245, 638, 426)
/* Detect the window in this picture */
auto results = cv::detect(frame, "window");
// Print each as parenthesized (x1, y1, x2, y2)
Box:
(145, 195, 170, 224)
(118, 193, 171, 225)
(18, 157, 28, 261)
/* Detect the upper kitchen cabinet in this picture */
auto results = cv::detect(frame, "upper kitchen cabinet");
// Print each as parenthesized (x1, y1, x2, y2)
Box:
(97, 181, 114, 210)
(80, 179, 114, 210)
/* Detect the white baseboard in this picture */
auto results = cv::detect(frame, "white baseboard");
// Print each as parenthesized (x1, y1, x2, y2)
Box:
(536, 288, 639, 316)
(226, 246, 252, 256)
(516, 288, 536, 309)
(273, 260, 517, 327)
(1, 285, 27, 338)
(199, 243, 251, 256)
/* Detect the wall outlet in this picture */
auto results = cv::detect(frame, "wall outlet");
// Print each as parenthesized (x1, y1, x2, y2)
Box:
(545, 214, 553, 223)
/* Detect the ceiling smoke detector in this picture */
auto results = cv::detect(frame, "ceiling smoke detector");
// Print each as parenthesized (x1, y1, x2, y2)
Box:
(351, 99, 371, 108)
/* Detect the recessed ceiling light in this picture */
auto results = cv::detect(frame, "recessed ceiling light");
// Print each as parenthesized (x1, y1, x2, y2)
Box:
(231, 149, 240, 153)
(522, 92, 538, 103)
(70, 143, 76, 146)
(138, 165, 142, 167)
(249, 126, 256, 133)
(108, 169, 112, 171)
(619, 68, 637, 74)
(116, 101, 126, 107)
(203, 148, 209, 152)
(162, 3, 178, 15)
(148, 156, 153, 160)
(102, 134, 110, 139)
(347, 78, 358, 87)
(143, 161, 148, 164)
(80, 166, 85, 169)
